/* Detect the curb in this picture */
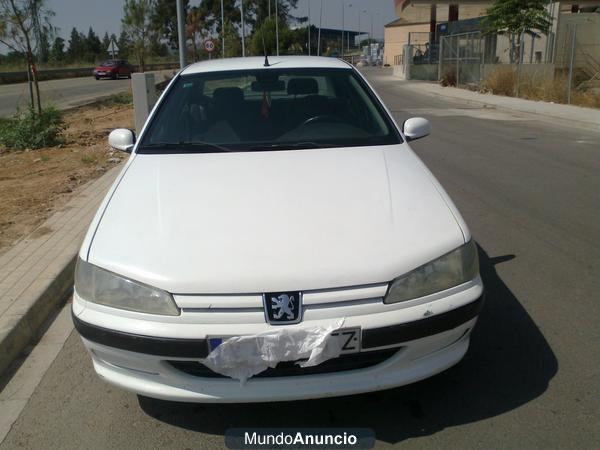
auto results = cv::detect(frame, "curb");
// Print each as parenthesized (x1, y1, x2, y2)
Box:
(403, 80, 600, 131)
(0, 165, 122, 378)
(0, 257, 76, 376)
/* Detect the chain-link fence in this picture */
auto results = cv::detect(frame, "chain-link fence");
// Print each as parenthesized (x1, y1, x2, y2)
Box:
(438, 31, 484, 86)
(396, 13, 600, 108)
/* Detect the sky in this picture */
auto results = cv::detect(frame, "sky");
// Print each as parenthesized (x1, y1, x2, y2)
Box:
(44, 0, 397, 42)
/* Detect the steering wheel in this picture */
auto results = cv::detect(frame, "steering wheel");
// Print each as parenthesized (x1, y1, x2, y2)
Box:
(300, 115, 343, 127)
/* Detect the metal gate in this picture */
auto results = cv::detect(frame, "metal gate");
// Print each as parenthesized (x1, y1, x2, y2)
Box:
(439, 31, 484, 86)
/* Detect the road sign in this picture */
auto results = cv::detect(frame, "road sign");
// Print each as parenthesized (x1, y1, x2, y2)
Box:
(107, 39, 119, 59)
(204, 40, 215, 53)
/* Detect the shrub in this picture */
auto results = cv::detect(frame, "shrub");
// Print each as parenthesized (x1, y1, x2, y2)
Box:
(440, 65, 457, 87)
(0, 107, 67, 150)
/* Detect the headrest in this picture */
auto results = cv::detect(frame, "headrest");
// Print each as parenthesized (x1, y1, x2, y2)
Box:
(287, 78, 319, 96)
(213, 87, 244, 104)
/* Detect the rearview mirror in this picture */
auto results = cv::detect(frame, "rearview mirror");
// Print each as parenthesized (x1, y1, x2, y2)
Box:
(108, 128, 135, 153)
(403, 117, 431, 142)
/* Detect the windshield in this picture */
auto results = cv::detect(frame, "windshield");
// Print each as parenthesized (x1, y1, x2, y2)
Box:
(138, 67, 401, 153)
(100, 60, 117, 66)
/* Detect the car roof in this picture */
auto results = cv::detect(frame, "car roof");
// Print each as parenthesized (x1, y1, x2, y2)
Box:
(181, 56, 352, 75)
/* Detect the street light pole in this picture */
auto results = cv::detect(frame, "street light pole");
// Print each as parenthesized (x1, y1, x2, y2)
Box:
(347, 3, 352, 51)
(241, 0, 246, 57)
(308, 0, 311, 56)
(176, 0, 186, 69)
(358, 11, 361, 48)
(317, 0, 323, 56)
(341, 1, 345, 58)
(275, 0, 280, 56)
(220, 0, 225, 58)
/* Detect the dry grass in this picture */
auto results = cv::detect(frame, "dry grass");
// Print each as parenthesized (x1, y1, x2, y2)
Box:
(481, 66, 600, 109)
(440, 65, 457, 87)
(481, 66, 517, 96)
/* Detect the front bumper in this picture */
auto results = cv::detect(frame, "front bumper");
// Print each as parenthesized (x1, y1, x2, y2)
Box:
(73, 278, 483, 403)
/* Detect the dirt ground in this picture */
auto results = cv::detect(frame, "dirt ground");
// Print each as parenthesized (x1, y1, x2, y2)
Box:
(0, 102, 133, 253)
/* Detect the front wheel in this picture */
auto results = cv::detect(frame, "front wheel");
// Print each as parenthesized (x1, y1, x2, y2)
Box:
(95, 75, 100, 80)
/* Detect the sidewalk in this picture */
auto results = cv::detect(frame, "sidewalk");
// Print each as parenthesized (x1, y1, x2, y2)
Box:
(404, 80, 600, 131)
(0, 165, 122, 376)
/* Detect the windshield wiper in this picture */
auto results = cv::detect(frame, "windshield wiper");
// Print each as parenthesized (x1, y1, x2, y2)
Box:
(138, 141, 233, 153)
(248, 142, 328, 151)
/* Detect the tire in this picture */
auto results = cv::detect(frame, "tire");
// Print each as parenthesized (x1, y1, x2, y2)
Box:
(95, 76, 100, 80)
(127, 73, 132, 79)
(111, 73, 117, 80)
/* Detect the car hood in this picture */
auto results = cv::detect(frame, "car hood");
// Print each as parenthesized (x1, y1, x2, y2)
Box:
(88, 145, 465, 293)
(95, 66, 115, 70)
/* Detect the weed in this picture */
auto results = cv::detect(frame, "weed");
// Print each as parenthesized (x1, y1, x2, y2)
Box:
(0, 107, 67, 150)
(481, 67, 600, 108)
(81, 154, 97, 164)
(98, 92, 133, 107)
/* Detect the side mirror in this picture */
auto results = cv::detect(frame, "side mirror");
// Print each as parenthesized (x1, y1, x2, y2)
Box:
(108, 128, 135, 153)
(403, 117, 431, 142)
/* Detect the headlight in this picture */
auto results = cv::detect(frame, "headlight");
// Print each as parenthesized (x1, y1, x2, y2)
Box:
(384, 240, 479, 304)
(75, 258, 180, 316)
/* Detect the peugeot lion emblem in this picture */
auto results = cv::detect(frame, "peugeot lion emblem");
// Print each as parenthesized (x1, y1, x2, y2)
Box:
(263, 292, 302, 325)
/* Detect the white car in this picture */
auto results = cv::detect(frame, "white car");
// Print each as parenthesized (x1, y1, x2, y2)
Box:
(73, 56, 484, 403)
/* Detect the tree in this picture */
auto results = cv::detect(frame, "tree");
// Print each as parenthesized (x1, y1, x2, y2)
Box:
(484, 0, 552, 63)
(67, 27, 83, 61)
(249, 17, 277, 56)
(49, 35, 64, 62)
(117, 30, 132, 59)
(187, 6, 208, 61)
(122, 0, 154, 71)
(195, 0, 299, 44)
(222, 19, 241, 58)
(101, 31, 110, 58)
(151, 0, 188, 50)
(0, 0, 54, 114)
(84, 26, 102, 62)
(38, 31, 50, 63)
(246, 0, 300, 28)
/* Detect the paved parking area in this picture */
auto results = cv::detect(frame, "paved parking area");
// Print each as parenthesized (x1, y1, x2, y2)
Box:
(1, 69, 599, 449)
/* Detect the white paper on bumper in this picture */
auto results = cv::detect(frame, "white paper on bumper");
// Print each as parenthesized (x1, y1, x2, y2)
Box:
(201, 319, 346, 383)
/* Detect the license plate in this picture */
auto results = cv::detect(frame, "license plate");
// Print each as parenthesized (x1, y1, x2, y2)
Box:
(207, 327, 361, 354)
(330, 327, 361, 354)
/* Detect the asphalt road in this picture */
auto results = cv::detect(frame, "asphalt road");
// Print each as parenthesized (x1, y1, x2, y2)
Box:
(1, 69, 599, 449)
(0, 71, 174, 117)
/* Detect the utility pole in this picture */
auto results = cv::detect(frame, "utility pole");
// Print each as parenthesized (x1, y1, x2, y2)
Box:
(308, 0, 311, 56)
(567, 24, 577, 104)
(241, 0, 246, 57)
(275, 0, 279, 56)
(341, 1, 345, 58)
(318, 0, 323, 56)
(347, 3, 352, 52)
(176, 0, 186, 69)
(221, 0, 225, 57)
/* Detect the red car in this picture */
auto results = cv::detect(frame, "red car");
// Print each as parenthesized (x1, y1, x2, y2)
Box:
(93, 59, 133, 80)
